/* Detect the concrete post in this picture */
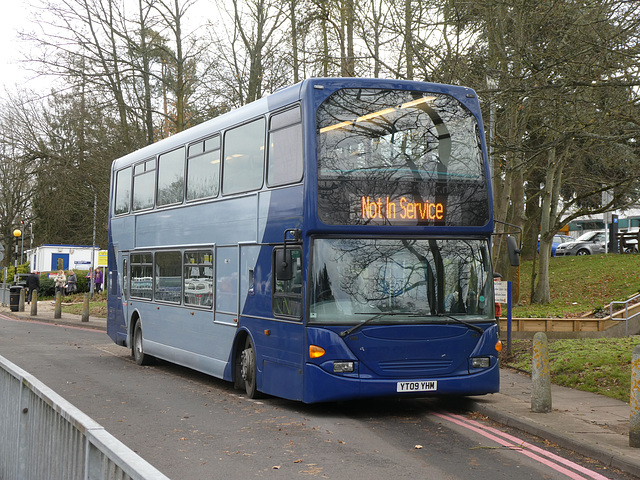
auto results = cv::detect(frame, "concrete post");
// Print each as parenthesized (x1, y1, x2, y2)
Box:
(54, 291, 62, 319)
(30, 291, 38, 316)
(531, 331, 552, 413)
(81, 293, 90, 323)
(630, 345, 640, 447)
(18, 288, 25, 312)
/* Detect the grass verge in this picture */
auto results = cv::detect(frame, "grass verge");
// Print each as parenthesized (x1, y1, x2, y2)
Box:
(59, 293, 107, 317)
(513, 254, 640, 318)
(502, 337, 640, 403)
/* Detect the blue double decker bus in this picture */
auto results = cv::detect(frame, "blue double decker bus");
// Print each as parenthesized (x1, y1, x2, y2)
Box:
(107, 77, 502, 403)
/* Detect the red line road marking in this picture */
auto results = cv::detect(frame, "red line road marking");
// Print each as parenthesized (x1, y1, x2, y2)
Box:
(434, 412, 610, 480)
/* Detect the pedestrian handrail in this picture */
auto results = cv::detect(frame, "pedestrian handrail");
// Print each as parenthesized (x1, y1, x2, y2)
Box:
(610, 292, 640, 336)
(0, 354, 170, 480)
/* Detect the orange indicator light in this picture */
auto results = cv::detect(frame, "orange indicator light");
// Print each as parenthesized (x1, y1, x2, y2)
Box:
(309, 345, 326, 359)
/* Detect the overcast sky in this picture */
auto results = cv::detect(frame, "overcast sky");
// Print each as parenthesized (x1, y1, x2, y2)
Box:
(0, 0, 217, 92)
(0, 0, 32, 88)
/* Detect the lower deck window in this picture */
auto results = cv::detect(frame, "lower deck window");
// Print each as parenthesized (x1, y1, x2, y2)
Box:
(184, 250, 213, 307)
(155, 251, 182, 303)
(130, 253, 153, 300)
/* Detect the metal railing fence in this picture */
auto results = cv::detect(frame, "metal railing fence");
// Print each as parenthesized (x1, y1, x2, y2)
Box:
(0, 354, 170, 480)
(610, 292, 640, 337)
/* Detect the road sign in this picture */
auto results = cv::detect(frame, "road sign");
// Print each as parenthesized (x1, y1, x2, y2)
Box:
(494, 280, 508, 303)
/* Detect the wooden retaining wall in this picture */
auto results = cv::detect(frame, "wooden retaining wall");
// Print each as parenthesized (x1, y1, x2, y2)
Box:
(500, 300, 640, 339)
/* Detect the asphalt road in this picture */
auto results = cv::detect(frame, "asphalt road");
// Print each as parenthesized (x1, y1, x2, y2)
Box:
(0, 315, 630, 479)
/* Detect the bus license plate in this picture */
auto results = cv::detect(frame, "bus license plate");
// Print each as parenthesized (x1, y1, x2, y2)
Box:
(397, 381, 437, 393)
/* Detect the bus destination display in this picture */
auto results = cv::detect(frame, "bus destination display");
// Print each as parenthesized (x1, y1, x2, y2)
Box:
(361, 195, 445, 222)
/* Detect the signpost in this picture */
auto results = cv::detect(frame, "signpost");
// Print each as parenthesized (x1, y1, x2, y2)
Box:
(494, 279, 512, 354)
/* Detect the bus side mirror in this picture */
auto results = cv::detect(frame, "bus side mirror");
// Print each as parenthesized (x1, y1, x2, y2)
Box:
(275, 249, 293, 281)
(507, 236, 521, 267)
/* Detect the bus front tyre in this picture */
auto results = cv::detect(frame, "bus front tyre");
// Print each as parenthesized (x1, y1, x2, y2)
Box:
(240, 337, 261, 399)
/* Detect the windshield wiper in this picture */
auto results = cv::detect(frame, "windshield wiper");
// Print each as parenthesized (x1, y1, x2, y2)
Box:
(339, 312, 485, 337)
(339, 313, 387, 337)
(438, 314, 485, 335)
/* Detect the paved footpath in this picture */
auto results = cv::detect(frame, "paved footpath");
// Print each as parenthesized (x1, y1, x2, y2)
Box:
(2, 300, 640, 477)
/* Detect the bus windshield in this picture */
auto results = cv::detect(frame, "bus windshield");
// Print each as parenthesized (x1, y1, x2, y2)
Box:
(310, 238, 493, 324)
(317, 88, 489, 226)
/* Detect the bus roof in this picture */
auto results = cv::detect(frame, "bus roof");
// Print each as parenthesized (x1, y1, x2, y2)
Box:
(111, 77, 479, 172)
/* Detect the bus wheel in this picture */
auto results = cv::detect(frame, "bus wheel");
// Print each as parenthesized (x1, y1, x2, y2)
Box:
(133, 322, 152, 366)
(240, 337, 260, 398)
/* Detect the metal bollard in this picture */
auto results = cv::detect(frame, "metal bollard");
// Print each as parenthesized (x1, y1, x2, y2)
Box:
(18, 288, 25, 312)
(30, 291, 38, 316)
(81, 293, 90, 322)
(531, 332, 552, 413)
(630, 345, 640, 447)
(54, 291, 62, 319)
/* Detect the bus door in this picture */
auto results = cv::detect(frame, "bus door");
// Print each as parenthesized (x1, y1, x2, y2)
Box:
(122, 254, 129, 336)
(107, 249, 129, 346)
(258, 245, 305, 400)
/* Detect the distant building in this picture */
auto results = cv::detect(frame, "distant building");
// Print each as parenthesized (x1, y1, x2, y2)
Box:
(25, 245, 105, 272)
(567, 207, 640, 237)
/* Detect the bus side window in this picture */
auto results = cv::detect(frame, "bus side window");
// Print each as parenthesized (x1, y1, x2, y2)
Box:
(272, 247, 302, 319)
(222, 118, 265, 195)
(267, 106, 303, 187)
(114, 167, 132, 215)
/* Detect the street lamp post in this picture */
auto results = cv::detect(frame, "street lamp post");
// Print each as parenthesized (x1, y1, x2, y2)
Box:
(13, 229, 22, 284)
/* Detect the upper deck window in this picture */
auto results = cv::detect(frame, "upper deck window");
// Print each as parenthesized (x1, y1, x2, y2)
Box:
(267, 106, 303, 187)
(114, 167, 132, 215)
(132, 159, 156, 211)
(222, 118, 265, 195)
(316, 88, 489, 226)
(187, 135, 220, 201)
(157, 147, 185, 207)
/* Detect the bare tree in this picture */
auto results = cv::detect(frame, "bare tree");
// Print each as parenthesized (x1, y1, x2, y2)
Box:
(151, 0, 206, 134)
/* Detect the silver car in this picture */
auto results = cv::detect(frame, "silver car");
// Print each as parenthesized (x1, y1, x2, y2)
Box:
(555, 231, 606, 256)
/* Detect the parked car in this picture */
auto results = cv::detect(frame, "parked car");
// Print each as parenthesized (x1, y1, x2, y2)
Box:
(538, 234, 575, 256)
(555, 231, 606, 256)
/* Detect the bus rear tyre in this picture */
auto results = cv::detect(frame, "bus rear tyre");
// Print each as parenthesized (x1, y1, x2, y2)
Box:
(240, 337, 261, 399)
(133, 322, 152, 366)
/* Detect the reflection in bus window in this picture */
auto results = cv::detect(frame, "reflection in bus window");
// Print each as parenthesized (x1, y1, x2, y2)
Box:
(310, 238, 492, 324)
(130, 253, 153, 300)
(268, 106, 303, 187)
(155, 251, 182, 303)
(222, 118, 265, 195)
(187, 136, 220, 201)
(114, 167, 131, 215)
(273, 247, 302, 318)
(132, 159, 155, 211)
(157, 148, 185, 206)
(316, 89, 489, 227)
(184, 250, 214, 307)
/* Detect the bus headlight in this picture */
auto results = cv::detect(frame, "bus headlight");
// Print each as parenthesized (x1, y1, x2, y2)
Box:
(471, 357, 491, 369)
(333, 361, 354, 373)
